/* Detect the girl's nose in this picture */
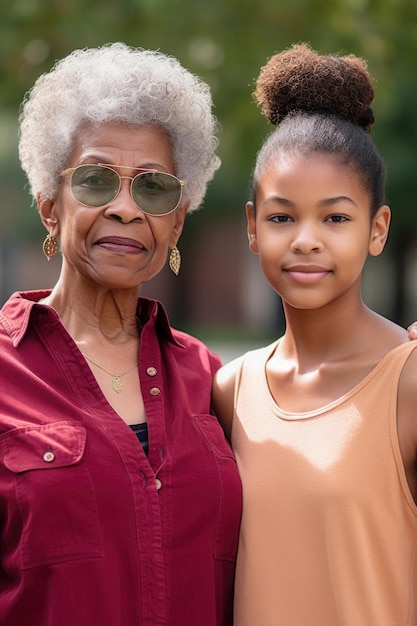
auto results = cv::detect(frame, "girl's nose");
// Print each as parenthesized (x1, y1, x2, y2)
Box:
(290, 223, 324, 254)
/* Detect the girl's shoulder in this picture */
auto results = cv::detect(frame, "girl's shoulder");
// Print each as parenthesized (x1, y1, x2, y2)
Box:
(214, 340, 278, 392)
(398, 342, 417, 390)
(212, 341, 278, 439)
(212, 355, 245, 440)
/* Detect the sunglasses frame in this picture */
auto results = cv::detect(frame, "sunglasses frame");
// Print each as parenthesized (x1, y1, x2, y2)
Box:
(60, 163, 186, 216)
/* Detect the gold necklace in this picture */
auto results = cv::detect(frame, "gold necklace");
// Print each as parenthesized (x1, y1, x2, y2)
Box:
(84, 355, 138, 393)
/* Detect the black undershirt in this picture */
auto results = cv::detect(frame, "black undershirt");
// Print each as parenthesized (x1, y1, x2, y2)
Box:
(130, 422, 149, 456)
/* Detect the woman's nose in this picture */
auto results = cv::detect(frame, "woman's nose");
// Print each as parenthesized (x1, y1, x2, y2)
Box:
(103, 180, 145, 222)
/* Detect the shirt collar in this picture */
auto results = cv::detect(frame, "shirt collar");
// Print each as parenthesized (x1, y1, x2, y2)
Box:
(1, 291, 184, 349)
(137, 297, 184, 348)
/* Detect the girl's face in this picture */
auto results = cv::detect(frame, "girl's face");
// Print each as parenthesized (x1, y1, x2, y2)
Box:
(247, 152, 390, 312)
(38, 122, 187, 290)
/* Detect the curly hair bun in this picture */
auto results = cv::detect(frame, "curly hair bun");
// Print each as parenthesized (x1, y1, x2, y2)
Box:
(254, 43, 375, 132)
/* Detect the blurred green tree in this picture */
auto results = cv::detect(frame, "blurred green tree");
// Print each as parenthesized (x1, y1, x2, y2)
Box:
(1, 0, 417, 325)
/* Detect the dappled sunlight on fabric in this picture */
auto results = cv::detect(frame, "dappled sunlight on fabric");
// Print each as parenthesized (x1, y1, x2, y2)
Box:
(247, 404, 363, 471)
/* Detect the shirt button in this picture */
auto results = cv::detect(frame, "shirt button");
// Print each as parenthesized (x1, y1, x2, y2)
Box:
(149, 387, 160, 396)
(146, 367, 157, 377)
(43, 451, 55, 462)
(155, 478, 162, 490)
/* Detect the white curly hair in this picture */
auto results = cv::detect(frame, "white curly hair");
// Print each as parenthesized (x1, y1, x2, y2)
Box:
(18, 42, 221, 213)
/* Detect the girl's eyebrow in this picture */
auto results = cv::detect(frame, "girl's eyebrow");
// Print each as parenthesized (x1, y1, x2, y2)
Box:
(318, 196, 358, 208)
(264, 196, 294, 207)
(265, 195, 358, 208)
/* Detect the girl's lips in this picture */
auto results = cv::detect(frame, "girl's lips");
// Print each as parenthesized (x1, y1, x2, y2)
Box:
(284, 266, 331, 284)
(94, 236, 146, 254)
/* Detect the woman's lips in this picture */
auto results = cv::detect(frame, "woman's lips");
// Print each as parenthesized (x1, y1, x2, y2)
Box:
(94, 236, 146, 254)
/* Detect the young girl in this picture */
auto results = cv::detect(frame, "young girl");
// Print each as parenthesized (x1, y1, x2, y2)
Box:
(213, 43, 417, 626)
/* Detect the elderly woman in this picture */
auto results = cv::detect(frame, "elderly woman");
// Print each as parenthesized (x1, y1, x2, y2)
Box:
(0, 43, 241, 626)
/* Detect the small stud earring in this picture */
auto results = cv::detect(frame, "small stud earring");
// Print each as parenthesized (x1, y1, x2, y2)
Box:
(169, 246, 181, 275)
(42, 231, 58, 261)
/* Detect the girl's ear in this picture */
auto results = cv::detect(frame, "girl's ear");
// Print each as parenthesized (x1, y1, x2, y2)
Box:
(37, 193, 60, 237)
(246, 202, 259, 254)
(369, 205, 391, 257)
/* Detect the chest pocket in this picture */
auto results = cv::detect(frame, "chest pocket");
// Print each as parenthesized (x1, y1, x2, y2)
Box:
(194, 415, 242, 562)
(1, 421, 103, 569)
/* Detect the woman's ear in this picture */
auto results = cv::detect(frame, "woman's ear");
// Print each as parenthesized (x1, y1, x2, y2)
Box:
(369, 205, 391, 257)
(246, 201, 259, 254)
(168, 203, 188, 249)
(37, 193, 60, 237)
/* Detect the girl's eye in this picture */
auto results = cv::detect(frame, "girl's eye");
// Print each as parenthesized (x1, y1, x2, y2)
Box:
(268, 214, 292, 223)
(326, 215, 349, 223)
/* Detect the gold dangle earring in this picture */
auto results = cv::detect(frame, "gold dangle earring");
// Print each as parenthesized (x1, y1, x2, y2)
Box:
(42, 230, 58, 261)
(169, 246, 181, 276)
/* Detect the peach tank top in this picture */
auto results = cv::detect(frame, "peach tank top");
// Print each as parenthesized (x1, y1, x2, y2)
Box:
(232, 341, 417, 626)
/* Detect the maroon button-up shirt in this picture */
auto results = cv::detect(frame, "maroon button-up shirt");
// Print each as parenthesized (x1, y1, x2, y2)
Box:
(0, 291, 242, 626)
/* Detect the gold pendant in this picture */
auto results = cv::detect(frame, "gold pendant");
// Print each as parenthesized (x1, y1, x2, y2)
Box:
(112, 375, 122, 393)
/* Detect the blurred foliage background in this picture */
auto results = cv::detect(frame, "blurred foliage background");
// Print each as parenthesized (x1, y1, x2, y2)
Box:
(1, 0, 417, 352)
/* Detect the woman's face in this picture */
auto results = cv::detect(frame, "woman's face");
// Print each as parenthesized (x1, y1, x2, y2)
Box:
(40, 122, 187, 290)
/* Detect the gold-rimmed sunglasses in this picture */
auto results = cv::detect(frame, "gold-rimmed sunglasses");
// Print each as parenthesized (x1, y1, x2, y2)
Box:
(60, 163, 185, 216)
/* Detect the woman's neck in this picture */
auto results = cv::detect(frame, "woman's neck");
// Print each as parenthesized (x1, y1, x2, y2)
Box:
(41, 277, 141, 345)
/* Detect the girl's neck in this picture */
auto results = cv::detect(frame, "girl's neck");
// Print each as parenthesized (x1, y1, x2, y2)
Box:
(267, 304, 407, 413)
(277, 301, 403, 370)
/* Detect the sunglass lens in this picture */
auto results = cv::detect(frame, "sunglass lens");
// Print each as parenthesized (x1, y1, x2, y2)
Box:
(71, 165, 119, 207)
(132, 172, 181, 215)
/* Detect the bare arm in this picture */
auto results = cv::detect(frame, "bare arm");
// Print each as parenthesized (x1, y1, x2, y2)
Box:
(212, 357, 243, 442)
(397, 349, 417, 504)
